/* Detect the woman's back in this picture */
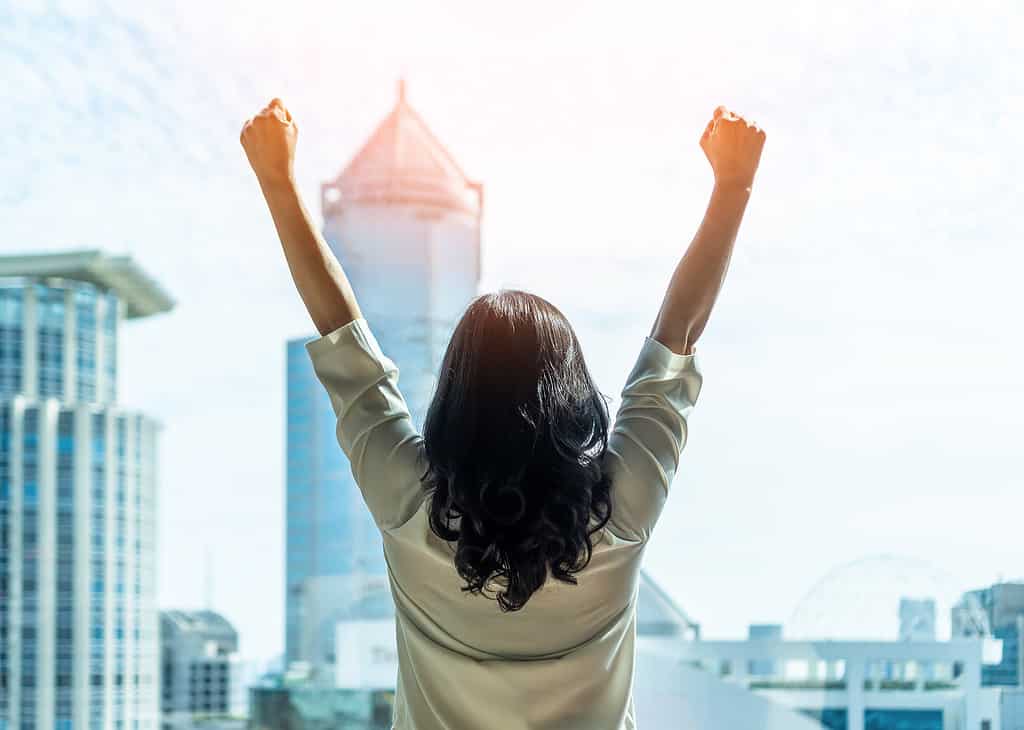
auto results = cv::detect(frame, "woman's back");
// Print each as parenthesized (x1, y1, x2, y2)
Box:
(306, 317, 702, 729)
(385, 507, 647, 730)
(386, 506, 640, 659)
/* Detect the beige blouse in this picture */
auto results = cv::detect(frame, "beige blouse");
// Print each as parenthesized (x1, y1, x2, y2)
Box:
(307, 318, 703, 730)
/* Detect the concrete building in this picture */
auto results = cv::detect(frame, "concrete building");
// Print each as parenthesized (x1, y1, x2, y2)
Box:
(674, 636, 998, 730)
(280, 572, 398, 683)
(284, 81, 482, 672)
(0, 250, 173, 730)
(159, 611, 244, 729)
(748, 624, 784, 676)
(953, 582, 1024, 730)
(632, 577, 826, 730)
(901, 598, 938, 641)
(955, 583, 1024, 689)
(1001, 689, 1024, 730)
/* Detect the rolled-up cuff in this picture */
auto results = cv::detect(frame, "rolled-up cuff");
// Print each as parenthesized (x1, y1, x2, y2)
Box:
(641, 336, 700, 377)
(305, 317, 386, 363)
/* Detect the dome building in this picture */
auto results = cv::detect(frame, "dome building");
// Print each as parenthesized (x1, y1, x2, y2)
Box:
(672, 556, 1000, 730)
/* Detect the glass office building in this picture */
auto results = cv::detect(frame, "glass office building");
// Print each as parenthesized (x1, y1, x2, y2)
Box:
(249, 680, 393, 730)
(284, 343, 387, 671)
(955, 583, 1024, 688)
(986, 622, 1022, 687)
(0, 251, 173, 730)
(284, 82, 482, 669)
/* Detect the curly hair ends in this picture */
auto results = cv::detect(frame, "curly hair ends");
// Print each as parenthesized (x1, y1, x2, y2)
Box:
(422, 290, 613, 612)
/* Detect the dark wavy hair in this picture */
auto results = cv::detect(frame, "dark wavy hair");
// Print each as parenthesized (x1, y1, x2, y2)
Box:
(422, 290, 613, 611)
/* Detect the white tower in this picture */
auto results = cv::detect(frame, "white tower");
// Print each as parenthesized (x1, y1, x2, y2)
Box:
(319, 80, 483, 424)
(284, 83, 483, 670)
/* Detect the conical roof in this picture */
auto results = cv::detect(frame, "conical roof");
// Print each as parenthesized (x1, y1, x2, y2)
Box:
(324, 81, 482, 215)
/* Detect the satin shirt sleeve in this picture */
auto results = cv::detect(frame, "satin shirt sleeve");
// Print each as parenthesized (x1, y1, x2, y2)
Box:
(603, 337, 704, 542)
(305, 317, 427, 531)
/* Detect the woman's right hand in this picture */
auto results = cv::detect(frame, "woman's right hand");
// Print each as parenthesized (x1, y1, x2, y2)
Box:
(700, 106, 766, 189)
(240, 97, 298, 188)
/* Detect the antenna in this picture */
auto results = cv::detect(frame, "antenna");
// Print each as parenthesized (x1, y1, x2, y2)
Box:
(204, 545, 214, 611)
(397, 77, 407, 104)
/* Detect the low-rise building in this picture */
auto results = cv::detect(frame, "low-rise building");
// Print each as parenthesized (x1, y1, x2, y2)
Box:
(675, 636, 999, 730)
(248, 670, 393, 730)
(160, 610, 244, 729)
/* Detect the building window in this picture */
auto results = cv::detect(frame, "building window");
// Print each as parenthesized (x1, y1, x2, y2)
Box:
(0, 288, 23, 395)
(76, 284, 98, 401)
(36, 285, 65, 399)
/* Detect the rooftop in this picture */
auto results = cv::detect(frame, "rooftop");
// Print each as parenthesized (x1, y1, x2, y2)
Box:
(0, 250, 175, 319)
(322, 80, 482, 215)
(161, 609, 238, 640)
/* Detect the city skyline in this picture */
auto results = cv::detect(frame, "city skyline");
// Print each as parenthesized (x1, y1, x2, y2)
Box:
(3, 0, 1022, 665)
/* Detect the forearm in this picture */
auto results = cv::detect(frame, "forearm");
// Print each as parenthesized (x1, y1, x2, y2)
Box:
(651, 182, 751, 354)
(259, 177, 362, 335)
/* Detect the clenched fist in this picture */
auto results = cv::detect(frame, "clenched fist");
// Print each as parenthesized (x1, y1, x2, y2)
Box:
(240, 98, 298, 186)
(700, 106, 766, 189)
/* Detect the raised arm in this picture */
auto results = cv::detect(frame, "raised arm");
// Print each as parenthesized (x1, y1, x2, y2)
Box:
(651, 106, 766, 355)
(240, 98, 361, 335)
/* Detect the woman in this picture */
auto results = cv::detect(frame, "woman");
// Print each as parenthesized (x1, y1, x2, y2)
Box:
(241, 98, 764, 730)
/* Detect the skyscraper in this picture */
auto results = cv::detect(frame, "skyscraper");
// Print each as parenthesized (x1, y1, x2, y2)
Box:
(284, 83, 482, 669)
(0, 250, 173, 730)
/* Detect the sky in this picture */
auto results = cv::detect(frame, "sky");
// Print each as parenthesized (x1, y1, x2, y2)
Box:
(2, 0, 1023, 662)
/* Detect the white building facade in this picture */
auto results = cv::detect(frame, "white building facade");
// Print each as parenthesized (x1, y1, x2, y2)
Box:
(0, 251, 173, 730)
(673, 637, 1000, 730)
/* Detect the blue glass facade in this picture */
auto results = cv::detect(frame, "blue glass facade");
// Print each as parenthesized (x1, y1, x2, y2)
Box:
(0, 403, 157, 729)
(55, 412, 74, 724)
(0, 272, 162, 730)
(0, 408, 9, 722)
(284, 341, 385, 662)
(0, 289, 22, 395)
(798, 709, 943, 730)
(103, 292, 117, 405)
(75, 287, 97, 403)
(22, 408, 39, 729)
(864, 709, 943, 730)
(799, 708, 847, 730)
(36, 286, 65, 400)
(961, 584, 1024, 687)
(90, 413, 106, 730)
(0, 280, 119, 405)
(985, 622, 1021, 687)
